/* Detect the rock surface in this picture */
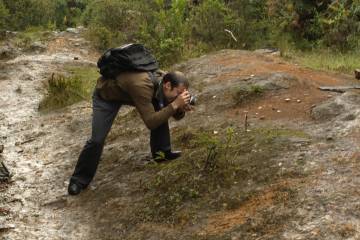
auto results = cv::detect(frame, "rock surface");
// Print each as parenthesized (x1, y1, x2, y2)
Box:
(0, 34, 360, 240)
(27, 41, 47, 53)
(250, 72, 298, 90)
(0, 45, 18, 60)
(311, 101, 345, 120)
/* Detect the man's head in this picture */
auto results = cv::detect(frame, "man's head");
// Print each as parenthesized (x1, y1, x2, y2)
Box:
(162, 71, 189, 102)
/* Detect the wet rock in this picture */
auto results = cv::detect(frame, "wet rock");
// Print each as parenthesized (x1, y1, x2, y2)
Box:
(0, 160, 10, 181)
(23, 74, 34, 81)
(311, 101, 345, 121)
(20, 137, 36, 145)
(340, 91, 360, 105)
(68, 119, 87, 132)
(80, 49, 89, 55)
(0, 224, 15, 231)
(355, 69, 360, 80)
(15, 86, 22, 94)
(251, 73, 297, 90)
(342, 114, 357, 121)
(254, 48, 280, 55)
(42, 197, 67, 209)
(16, 148, 24, 153)
(0, 30, 17, 40)
(326, 135, 334, 141)
(0, 45, 18, 60)
(66, 28, 79, 34)
(287, 137, 311, 145)
(27, 42, 46, 53)
(0, 72, 6, 80)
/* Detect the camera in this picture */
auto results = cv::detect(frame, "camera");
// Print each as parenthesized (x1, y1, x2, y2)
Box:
(189, 95, 197, 106)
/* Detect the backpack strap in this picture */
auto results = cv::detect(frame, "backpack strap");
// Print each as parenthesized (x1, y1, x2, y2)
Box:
(148, 71, 159, 92)
(148, 71, 166, 109)
(148, 71, 160, 98)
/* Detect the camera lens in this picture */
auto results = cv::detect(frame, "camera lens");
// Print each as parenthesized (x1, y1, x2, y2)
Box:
(189, 95, 196, 105)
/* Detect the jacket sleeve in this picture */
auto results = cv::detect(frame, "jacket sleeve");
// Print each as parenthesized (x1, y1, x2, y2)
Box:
(126, 75, 176, 130)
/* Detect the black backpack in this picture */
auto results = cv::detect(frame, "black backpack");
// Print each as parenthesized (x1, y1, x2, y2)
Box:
(97, 43, 159, 79)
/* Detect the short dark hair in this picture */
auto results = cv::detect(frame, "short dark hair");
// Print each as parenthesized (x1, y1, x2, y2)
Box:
(163, 71, 189, 89)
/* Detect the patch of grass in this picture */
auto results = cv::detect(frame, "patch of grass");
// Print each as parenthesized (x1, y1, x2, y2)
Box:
(39, 66, 98, 111)
(135, 126, 307, 225)
(232, 85, 264, 105)
(66, 66, 98, 93)
(288, 50, 360, 74)
(219, 193, 297, 239)
(11, 26, 53, 50)
(253, 128, 310, 139)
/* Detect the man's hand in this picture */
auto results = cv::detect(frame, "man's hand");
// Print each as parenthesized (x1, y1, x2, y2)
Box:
(171, 90, 190, 110)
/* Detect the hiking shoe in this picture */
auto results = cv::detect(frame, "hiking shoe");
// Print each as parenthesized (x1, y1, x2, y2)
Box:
(68, 182, 84, 196)
(153, 150, 182, 163)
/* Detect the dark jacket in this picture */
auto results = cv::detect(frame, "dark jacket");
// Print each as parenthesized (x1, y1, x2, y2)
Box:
(95, 71, 183, 130)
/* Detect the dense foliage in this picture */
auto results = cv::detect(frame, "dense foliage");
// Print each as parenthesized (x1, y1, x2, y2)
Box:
(1, 0, 89, 30)
(1, 0, 360, 65)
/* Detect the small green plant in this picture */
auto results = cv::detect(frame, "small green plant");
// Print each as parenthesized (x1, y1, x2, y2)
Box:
(136, 126, 308, 224)
(232, 85, 264, 105)
(250, 85, 264, 94)
(39, 66, 98, 111)
(39, 74, 85, 111)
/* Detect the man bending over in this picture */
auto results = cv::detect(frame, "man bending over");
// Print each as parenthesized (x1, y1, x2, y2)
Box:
(68, 70, 191, 195)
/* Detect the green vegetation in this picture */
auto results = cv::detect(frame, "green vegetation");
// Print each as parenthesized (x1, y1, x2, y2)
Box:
(232, 85, 264, 105)
(289, 50, 360, 74)
(2, 1, 360, 69)
(0, 1, 9, 30)
(10, 27, 52, 50)
(82, 0, 139, 51)
(136, 126, 308, 224)
(1, 0, 88, 31)
(137, 0, 190, 66)
(2, 0, 359, 111)
(39, 66, 98, 111)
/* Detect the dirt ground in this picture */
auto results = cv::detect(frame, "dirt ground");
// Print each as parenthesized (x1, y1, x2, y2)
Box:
(1, 29, 360, 240)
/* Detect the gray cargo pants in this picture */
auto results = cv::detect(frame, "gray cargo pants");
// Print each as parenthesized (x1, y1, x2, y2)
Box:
(70, 90, 171, 187)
